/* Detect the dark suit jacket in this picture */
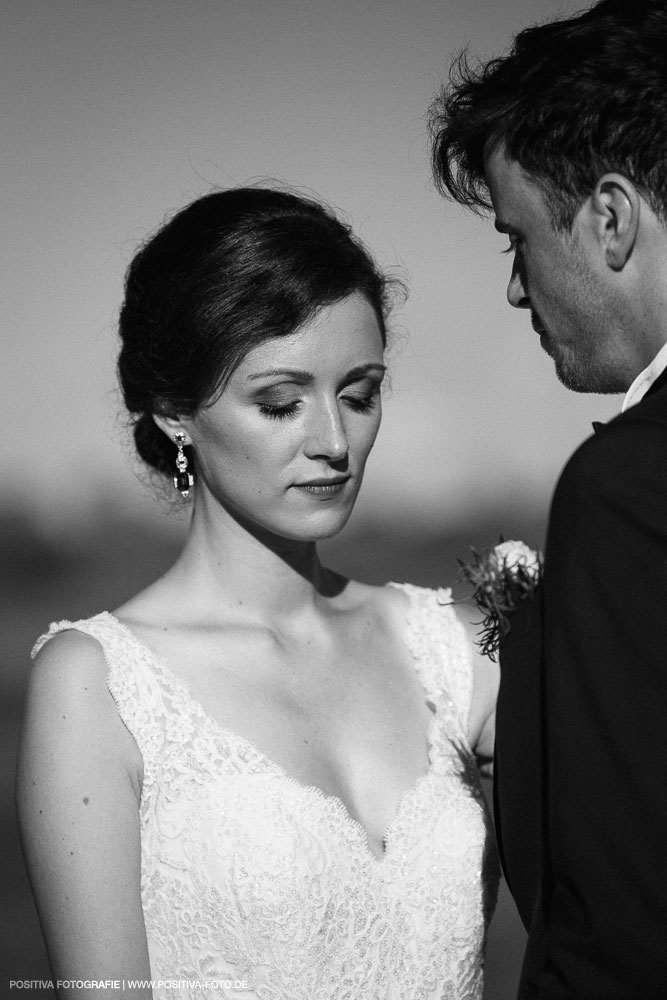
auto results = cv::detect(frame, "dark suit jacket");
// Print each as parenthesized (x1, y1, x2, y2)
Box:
(495, 367, 667, 999)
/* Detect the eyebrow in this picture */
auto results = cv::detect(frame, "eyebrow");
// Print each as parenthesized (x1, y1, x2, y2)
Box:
(247, 363, 387, 383)
(494, 220, 513, 234)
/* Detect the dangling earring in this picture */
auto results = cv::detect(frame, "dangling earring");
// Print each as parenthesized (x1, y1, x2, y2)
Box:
(173, 432, 194, 498)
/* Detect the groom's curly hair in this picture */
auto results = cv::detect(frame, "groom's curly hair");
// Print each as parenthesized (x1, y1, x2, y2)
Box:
(429, 0, 667, 231)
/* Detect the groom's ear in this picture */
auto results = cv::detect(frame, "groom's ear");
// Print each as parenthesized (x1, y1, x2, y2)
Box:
(591, 173, 640, 271)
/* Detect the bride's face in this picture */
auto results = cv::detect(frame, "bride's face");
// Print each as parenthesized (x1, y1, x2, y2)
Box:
(185, 292, 386, 542)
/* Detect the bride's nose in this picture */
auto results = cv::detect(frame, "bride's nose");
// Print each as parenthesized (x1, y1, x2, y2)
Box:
(303, 399, 349, 461)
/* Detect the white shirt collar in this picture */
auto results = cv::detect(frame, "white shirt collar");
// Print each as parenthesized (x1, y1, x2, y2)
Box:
(622, 340, 667, 412)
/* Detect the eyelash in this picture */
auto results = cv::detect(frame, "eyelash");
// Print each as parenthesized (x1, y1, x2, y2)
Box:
(501, 240, 522, 256)
(259, 402, 299, 420)
(259, 394, 378, 421)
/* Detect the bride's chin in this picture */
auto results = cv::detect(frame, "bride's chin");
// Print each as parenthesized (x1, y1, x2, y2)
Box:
(289, 505, 358, 543)
(288, 516, 354, 544)
(232, 508, 356, 548)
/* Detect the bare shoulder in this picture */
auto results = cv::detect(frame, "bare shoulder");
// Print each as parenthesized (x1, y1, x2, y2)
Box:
(22, 627, 142, 789)
(28, 629, 107, 711)
(28, 628, 116, 720)
(32, 625, 106, 671)
(336, 578, 412, 628)
(341, 578, 471, 631)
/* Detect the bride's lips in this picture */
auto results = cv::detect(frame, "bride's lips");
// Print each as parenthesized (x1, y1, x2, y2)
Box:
(292, 476, 350, 496)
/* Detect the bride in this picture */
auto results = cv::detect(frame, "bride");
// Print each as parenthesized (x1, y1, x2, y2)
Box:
(17, 186, 499, 999)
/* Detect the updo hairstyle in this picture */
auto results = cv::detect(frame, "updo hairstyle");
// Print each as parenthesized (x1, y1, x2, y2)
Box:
(118, 186, 393, 479)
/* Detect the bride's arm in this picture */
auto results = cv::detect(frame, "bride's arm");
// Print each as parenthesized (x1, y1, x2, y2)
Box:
(16, 631, 153, 1000)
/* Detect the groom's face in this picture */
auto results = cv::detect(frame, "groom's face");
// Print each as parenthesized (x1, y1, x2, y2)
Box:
(484, 146, 629, 393)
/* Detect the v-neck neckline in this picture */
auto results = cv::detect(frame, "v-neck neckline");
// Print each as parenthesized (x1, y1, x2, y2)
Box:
(98, 585, 440, 865)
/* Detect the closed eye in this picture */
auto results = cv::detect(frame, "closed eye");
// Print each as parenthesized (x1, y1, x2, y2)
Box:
(342, 393, 378, 413)
(341, 377, 383, 413)
(259, 401, 300, 420)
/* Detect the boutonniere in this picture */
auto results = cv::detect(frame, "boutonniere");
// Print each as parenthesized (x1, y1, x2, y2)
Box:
(458, 539, 543, 660)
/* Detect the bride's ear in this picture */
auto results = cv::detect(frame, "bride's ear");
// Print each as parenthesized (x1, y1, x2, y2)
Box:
(152, 401, 193, 446)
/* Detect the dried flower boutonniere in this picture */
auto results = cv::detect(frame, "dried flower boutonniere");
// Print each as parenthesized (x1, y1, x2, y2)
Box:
(458, 539, 543, 660)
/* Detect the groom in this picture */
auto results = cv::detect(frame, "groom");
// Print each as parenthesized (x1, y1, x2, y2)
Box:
(429, 1, 667, 997)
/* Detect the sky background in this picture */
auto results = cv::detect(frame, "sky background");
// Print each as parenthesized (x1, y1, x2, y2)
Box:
(3, 0, 621, 537)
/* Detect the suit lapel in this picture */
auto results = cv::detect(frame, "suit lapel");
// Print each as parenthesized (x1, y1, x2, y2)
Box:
(494, 587, 545, 929)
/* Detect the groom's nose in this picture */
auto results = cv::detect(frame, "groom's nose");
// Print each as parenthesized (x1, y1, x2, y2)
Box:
(507, 256, 530, 309)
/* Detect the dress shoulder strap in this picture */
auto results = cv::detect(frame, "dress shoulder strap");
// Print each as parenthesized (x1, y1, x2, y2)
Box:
(32, 613, 164, 787)
(391, 582, 475, 744)
(32, 612, 133, 660)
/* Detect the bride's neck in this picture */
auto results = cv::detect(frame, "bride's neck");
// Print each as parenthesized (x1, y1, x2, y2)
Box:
(167, 499, 343, 624)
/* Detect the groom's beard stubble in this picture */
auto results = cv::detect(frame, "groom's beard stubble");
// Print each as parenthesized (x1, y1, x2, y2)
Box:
(541, 328, 632, 395)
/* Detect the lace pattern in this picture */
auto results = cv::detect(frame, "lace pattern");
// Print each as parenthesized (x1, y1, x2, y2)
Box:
(33, 583, 499, 1000)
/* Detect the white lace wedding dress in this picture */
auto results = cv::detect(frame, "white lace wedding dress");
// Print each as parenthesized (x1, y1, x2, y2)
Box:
(33, 583, 498, 1000)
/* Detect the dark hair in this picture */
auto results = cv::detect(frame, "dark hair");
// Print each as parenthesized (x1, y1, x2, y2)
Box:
(118, 186, 396, 478)
(429, 0, 667, 229)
